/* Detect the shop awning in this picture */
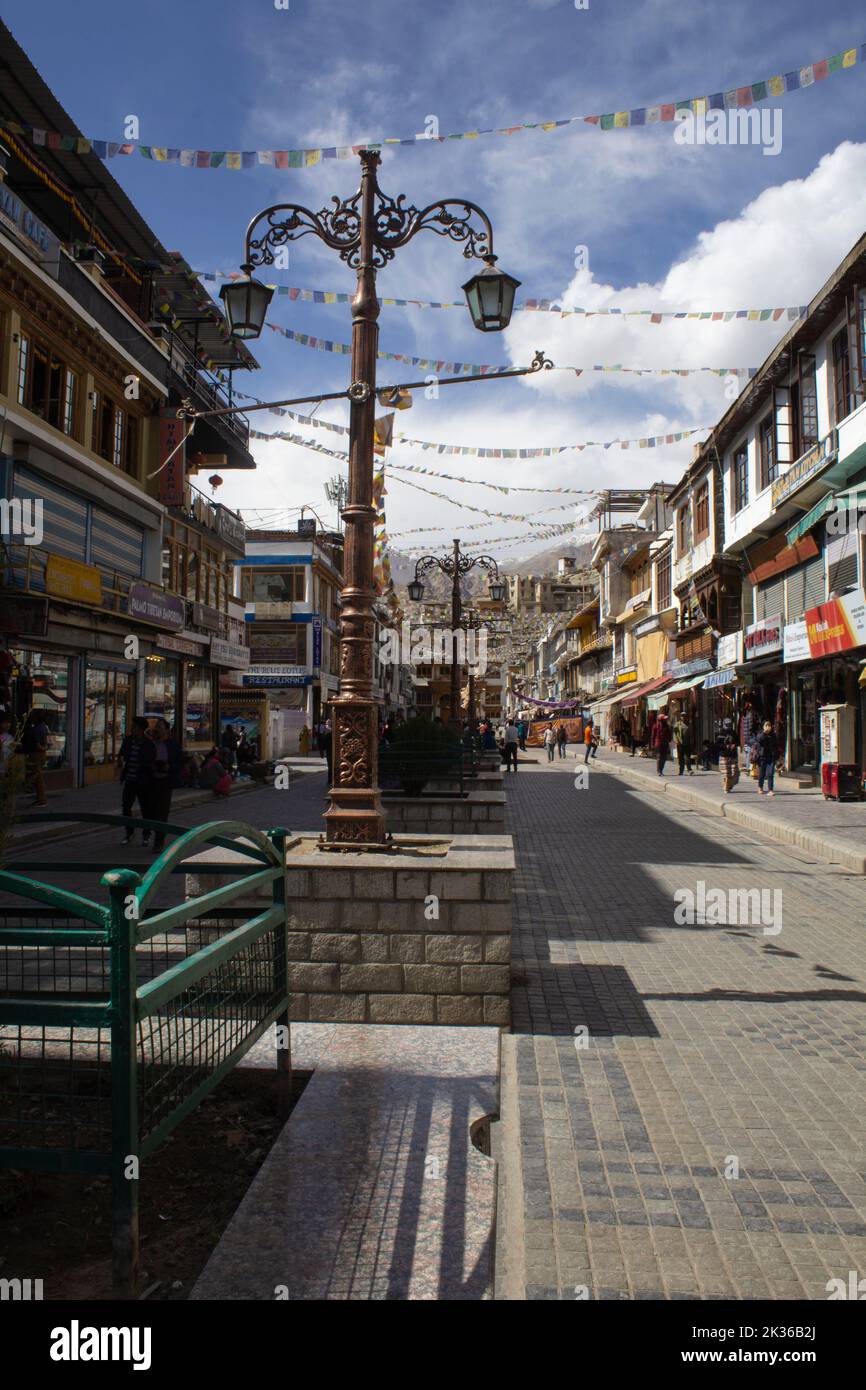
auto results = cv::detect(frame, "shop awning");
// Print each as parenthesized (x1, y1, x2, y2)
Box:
(619, 674, 672, 709)
(663, 673, 707, 697)
(785, 487, 866, 547)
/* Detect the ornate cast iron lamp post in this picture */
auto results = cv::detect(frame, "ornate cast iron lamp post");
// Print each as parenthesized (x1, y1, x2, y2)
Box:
(408, 539, 505, 730)
(219, 152, 520, 845)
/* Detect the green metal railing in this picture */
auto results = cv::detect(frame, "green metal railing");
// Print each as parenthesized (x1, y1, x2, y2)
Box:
(0, 816, 290, 1297)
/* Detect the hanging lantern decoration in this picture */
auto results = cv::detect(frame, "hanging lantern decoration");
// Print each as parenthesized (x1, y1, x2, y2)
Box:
(208, 473, 224, 492)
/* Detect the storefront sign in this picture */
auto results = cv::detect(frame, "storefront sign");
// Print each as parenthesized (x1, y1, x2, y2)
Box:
(191, 601, 222, 633)
(634, 616, 661, 638)
(157, 410, 186, 507)
(704, 668, 737, 689)
(0, 595, 48, 636)
(129, 583, 185, 630)
(771, 431, 837, 508)
(0, 187, 60, 272)
(312, 616, 323, 669)
(783, 620, 811, 664)
(616, 667, 638, 686)
(243, 670, 312, 687)
(805, 589, 866, 659)
(158, 633, 206, 657)
(45, 553, 102, 605)
(744, 615, 782, 660)
(215, 507, 246, 552)
(716, 631, 744, 668)
(210, 637, 251, 669)
(663, 657, 713, 678)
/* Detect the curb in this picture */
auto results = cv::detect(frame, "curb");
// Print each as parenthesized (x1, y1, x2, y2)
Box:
(592, 757, 866, 876)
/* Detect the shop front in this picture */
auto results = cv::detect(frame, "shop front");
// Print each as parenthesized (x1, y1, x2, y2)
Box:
(795, 589, 866, 779)
(739, 614, 787, 763)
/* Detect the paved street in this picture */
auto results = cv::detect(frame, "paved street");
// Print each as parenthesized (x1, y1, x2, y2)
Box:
(497, 758, 866, 1300)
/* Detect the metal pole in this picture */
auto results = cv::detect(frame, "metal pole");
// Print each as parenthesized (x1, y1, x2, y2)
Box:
(323, 152, 387, 844)
(105, 867, 141, 1299)
(450, 538, 462, 731)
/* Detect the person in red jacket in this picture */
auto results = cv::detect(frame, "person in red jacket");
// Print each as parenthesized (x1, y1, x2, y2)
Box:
(651, 711, 672, 777)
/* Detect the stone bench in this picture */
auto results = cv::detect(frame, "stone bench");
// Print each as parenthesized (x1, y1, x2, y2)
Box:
(190, 1022, 500, 1300)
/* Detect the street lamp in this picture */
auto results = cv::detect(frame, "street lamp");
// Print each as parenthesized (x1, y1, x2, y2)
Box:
(409, 539, 502, 732)
(224, 153, 518, 845)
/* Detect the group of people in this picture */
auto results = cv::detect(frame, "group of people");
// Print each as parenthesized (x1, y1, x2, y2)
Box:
(543, 722, 572, 762)
(645, 709, 781, 795)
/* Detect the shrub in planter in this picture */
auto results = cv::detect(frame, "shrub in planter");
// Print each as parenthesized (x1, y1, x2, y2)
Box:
(380, 717, 459, 796)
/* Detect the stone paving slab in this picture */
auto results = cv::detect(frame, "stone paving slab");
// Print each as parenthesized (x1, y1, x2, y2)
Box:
(192, 1024, 500, 1301)
(498, 762, 866, 1300)
(584, 749, 866, 873)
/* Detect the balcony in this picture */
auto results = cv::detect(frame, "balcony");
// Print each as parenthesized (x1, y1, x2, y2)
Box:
(169, 482, 246, 557)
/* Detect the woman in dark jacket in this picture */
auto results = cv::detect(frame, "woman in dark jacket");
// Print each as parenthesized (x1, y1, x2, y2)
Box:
(756, 721, 780, 796)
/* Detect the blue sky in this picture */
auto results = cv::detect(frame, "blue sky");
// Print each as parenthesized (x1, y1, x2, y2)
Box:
(4, 0, 866, 556)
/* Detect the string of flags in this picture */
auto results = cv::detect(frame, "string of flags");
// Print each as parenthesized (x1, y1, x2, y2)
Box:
(194, 271, 808, 323)
(241, 397, 709, 459)
(247, 426, 669, 493)
(265, 320, 757, 379)
(3, 43, 861, 168)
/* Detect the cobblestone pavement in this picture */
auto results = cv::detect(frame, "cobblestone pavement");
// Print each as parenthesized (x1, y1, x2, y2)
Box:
(497, 760, 866, 1301)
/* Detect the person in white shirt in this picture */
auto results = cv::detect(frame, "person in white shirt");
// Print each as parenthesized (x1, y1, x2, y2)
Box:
(503, 719, 519, 773)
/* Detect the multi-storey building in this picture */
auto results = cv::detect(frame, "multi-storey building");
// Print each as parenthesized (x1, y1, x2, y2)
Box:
(0, 24, 254, 787)
(231, 522, 343, 756)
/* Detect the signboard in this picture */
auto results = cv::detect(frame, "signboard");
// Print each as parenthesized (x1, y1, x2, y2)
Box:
(634, 616, 661, 638)
(704, 668, 737, 689)
(128, 583, 185, 630)
(192, 602, 222, 633)
(312, 616, 323, 669)
(805, 589, 866, 659)
(771, 431, 837, 508)
(215, 506, 246, 552)
(616, 667, 638, 686)
(716, 631, 743, 668)
(158, 633, 206, 657)
(625, 587, 651, 612)
(157, 410, 186, 507)
(0, 595, 48, 636)
(45, 553, 102, 605)
(297, 518, 317, 537)
(663, 656, 713, 678)
(210, 637, 251, 669)
(783, 620, 811, 664)
(744, 615, 782, 660)
(0, 186, 60, 272)
(242, 672, 312, 688)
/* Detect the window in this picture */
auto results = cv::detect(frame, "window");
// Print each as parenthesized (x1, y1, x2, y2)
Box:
(656, 551, 671, 610)
(245, 568, 306, 603)
(732, 444, 749, 513)
(694, 481, 709, 540)
(249, 623, 307, 665)
(832, 328, 852, 425)
(62, 369, 77, 436)
(91, 389, 135, 473)
(797, 353, 818, 457)
(17, 335, 29, 403)
(677, 507, 689, 554)
(759, 413, 777, 489)
(827, 532, 858, 595)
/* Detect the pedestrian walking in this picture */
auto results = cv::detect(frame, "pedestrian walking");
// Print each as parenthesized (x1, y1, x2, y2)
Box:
(220, 721, 239, 777)
(544, 724, 556, 763)
(19, 708, 50, 806)
(504, 717, 519, 772)
(118, 716, 156, 843)
(583, 720, 594, 765)
(720, 720, 740, 793)
(517, 718, 527, 753)
(756, 720, 780, 796)
(145, 718, 182, 852)
(652, 711, 672, 776)
(556, 722, 568, 759)
(673, 712, 695, 776)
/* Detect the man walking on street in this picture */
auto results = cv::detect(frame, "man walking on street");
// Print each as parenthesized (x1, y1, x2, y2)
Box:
(118, 716, 156, 845)
(652, 711, 672, 777)
(756, 720, 779, 796)
(504, 717, 519, 773)
(583, 720, 595, 765)
(673, 711, 695, 776)
(544, 724, 556, 763)
(20, 708, 50, 806)
(556, 722, 568, 759)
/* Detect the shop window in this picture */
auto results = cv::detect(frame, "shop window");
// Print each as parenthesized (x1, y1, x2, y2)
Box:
(84, 665, 131, 767)
(759, 413, 777, 490)
(797, 353, 818, 457)
(144, 657, 179, 734)
(731, 444, 749, 514)
(832, 328, 853, 425)
(185, 665, 214, 744)
(694, 482, 709, 540)
(9, 649, 70, 768)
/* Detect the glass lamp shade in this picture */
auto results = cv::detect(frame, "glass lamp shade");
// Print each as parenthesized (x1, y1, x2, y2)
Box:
(219, 276, 274, 340)
(462, 261, 521, 332)
(407, 578, 425, 602)
(488, 579, 506, 603)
